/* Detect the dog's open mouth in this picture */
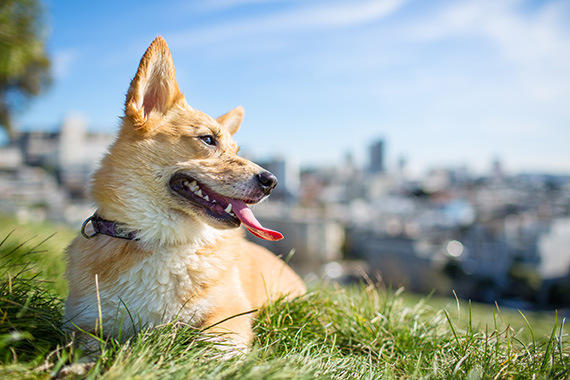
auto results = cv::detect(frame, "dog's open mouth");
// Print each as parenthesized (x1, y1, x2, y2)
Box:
(169, 174, 283, 241)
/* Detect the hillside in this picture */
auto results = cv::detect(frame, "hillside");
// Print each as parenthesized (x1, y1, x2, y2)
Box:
(0, 217, 568, 379)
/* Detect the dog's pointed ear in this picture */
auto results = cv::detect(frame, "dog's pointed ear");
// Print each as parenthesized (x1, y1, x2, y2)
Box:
(217, 106, 244, 135)
(125, 36, 184, 130)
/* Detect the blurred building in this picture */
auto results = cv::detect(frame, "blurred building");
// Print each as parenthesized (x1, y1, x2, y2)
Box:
(369, 139, 385, 174)
(256, 156, 300, 202)
(248, 203, 345, 272)
(538, 218, 570, 280)
(0, 113, 113, 224)
(13, 113, 114, 198)
(0, 147, 23, 170)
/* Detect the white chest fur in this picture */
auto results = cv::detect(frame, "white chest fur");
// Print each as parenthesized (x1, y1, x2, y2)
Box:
(68, 245, 224, 337)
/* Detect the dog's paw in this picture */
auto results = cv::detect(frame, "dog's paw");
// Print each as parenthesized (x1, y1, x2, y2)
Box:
(200, 334, 249, 359)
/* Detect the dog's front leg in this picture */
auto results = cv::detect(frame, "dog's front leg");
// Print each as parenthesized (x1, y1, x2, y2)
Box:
(199, 289, 255, 353)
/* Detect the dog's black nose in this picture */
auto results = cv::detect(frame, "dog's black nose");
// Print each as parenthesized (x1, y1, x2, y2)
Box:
(257, 171, 278, 194)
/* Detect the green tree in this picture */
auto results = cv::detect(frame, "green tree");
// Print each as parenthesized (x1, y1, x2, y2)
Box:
(0, 0, 51, 138)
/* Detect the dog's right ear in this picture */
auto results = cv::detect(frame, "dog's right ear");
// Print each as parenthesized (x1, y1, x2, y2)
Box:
(124, 36, 184, 131)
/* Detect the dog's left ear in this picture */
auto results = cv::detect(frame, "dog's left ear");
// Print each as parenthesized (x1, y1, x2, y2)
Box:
(125, 36, 184, 131)
(217, 106, 244, 135)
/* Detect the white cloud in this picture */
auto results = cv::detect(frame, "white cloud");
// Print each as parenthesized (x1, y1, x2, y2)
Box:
(52, 49, 80, 79)
(282, 0, 406, 28)
(167, 0, 406, 50)
(195, 0, 305, 13)
(402, 0, 570, 99)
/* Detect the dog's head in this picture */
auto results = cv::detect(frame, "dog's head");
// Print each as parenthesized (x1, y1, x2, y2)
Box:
(92, 37, 282, 245)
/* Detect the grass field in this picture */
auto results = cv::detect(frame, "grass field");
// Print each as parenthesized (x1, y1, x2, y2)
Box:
(0, 216, 568, 379)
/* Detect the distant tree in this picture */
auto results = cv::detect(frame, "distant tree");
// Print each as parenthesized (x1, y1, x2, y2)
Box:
(0, 0, 51, 138)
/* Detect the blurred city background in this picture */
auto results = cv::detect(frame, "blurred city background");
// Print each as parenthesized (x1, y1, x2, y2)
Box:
(1, 0, 569, 310)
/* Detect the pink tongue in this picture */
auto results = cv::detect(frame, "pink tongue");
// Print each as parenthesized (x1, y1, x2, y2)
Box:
(231, 200, 283, 241)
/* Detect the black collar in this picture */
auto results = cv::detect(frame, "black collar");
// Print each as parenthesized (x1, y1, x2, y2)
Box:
(81, 214, 139, 240)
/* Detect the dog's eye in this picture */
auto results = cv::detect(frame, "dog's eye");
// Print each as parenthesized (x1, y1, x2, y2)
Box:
(199, 135, 216, 146)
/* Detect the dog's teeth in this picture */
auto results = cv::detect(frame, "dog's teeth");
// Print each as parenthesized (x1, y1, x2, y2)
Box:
(212, 199, 216, 203)
(195, 189, 203, 198)
(204, 195, 209, 201)
(230, 212, 236, 217)
(189, 181, 198, 191)
(225, 203, 233, 213)
(183, 180, 190, 187)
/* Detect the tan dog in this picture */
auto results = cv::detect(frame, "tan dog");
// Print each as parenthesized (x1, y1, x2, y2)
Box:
(64, 36, 305, 350)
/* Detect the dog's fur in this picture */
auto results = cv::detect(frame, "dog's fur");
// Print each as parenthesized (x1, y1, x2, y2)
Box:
(64, 37, 305, 349)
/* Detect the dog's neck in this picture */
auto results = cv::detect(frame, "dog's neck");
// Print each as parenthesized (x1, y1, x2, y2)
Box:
(86, 206, 229, 251)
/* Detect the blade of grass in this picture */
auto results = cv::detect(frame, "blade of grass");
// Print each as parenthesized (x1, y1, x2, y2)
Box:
(518, 310, 536, 355)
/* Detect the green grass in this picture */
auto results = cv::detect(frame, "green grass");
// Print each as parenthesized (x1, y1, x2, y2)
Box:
(0, 215, 75, 296)
(0, 217, 568, 379)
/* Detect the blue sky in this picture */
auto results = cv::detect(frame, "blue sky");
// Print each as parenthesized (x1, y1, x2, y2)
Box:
(14, 0, 570, 176)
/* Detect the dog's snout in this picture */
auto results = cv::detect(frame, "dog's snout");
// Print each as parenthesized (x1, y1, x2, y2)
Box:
(257, 171, 278, 194)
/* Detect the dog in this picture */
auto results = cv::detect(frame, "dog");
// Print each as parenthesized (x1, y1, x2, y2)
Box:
(64, 36, 305, 350)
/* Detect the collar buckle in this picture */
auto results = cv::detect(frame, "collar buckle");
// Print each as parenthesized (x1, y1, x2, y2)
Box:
(81, 214, 139, 241)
